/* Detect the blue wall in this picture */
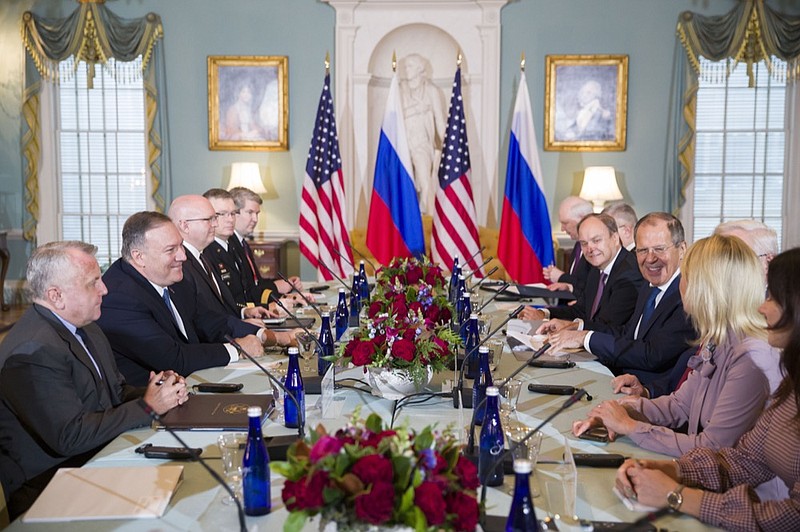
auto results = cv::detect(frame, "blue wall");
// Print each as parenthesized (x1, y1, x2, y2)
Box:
(0, 0, 744, 283)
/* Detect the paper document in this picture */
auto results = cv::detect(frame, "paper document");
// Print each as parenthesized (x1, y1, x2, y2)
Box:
(23, 465, 183, 522)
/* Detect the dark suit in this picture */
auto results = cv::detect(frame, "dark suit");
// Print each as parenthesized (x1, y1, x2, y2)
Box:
(178, 247, 260, 343)
(0, 305, 149, 515)
(97, 259, 233, 386)
(549, 247, 644, 331)
(587, 273, 697, 386)
(557, 244, 591, 300)
(223, 236, 279, 304)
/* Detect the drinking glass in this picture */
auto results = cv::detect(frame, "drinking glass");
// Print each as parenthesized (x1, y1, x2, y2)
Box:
(270, 367, 287, 423)
(297, 332, 318, 373)
(487, 338, 504, 372)
(499, 378, 522, 418)
(217, 433, 247, 505)
(504, 423, 543, 496)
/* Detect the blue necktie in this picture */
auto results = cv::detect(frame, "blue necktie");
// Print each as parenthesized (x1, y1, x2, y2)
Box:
(639, 286, 661, 327)
(76, 328, 104, 379)
(162, 288, 179, 325)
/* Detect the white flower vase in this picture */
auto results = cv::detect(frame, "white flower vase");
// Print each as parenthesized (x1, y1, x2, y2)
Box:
(367, 367, 433, 400)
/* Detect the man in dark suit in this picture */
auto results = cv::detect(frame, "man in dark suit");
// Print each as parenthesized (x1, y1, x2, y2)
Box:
(0, 241, 187, 518)
(168, 194, 278, 332)
(542, 196, 593, 298)
(546, 213, 696, 388)
(521, 213, 644, 332)
(97, 212, 267, 386)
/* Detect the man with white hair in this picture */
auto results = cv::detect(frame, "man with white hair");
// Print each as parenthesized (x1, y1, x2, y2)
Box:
(714, 219, 778, 280)
(0, 241, 188, 518)
(543, 196, 594, 298)
(602, 201, 637, 251)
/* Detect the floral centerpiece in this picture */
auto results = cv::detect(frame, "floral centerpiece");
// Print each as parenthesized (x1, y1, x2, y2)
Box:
(271, 410, 480, 531)
(336, 257, 460, 391)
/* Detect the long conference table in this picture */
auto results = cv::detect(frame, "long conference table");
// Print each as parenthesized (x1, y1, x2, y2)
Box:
(7, 290, 721, 531)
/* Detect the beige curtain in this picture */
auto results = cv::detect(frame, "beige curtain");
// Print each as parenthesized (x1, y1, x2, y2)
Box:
(665, 0, 800, 214)
(20, 1, 169, 242)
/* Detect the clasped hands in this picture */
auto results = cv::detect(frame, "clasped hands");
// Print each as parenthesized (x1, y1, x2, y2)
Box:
(615, 458, 682, 510)
(144, 370, 189, 415)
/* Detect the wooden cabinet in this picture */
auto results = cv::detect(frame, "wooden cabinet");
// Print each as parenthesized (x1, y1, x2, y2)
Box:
(248, 239, 286, 279)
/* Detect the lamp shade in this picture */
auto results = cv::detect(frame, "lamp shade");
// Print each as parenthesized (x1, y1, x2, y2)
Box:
(227, 162, 267, 194)
(580, 166, 623, 212)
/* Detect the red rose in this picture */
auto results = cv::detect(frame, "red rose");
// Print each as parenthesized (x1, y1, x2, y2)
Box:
(406, 265, 423, 284)
(425, 268, 442, 287)
(402, 328, 417, 341)
(424, 305, 440, 322)
(351, 454, 393, 485)
(344, 338, 358, 358)
(391, 300, 408, 317)
(355, 481, 395, 524)
(415, 481, 446, 525)
(310, 435, 344, 463)
(352, 340, 375, 366)
(368, 301, 383, 319)
(282, 470, 329, 511)
(391, 273, 403, 285)
(454, 455, 480, 490)
(437, 307, 452, 324)
(408, 301, 423, 315)
(392, 338, 415, 362)
(372, 334, 386, 348)
(446, 491, 479, 531)
(431, 451, 448, 474)
(431, 337, 450, 360)
(361, 429, 396, 449)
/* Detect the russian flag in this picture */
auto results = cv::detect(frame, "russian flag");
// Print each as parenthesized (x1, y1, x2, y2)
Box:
(366, 70, 425, 265)
(498, 71, 554, 284)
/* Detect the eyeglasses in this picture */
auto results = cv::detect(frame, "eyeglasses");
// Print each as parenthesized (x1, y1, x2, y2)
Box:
(215, 211, 240, 219)
(634, 242, 681, 257)
(183, 215, 219, 223)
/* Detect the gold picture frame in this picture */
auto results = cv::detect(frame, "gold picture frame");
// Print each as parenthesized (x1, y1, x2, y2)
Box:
(208, 55, 288, 151)
(544, 54, 628, 152)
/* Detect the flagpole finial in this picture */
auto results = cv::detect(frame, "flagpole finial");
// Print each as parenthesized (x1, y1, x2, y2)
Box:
(325, 51, 330, 73)
(392, 51, 397, 73)
(457, 51, 462, 68)
(520, 52, 525, 72)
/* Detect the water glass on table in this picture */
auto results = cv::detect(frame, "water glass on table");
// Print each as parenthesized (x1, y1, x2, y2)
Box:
(217, 433, 247, 505)
(504, 422, 543, 496)
(498, 378, 522, 420)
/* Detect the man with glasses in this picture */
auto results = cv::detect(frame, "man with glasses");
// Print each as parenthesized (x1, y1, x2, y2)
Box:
(544, 213, 696, 392)
(97, 211, 271, 386)
(520, 213, 643, 331)
(168, 194, 288, 331)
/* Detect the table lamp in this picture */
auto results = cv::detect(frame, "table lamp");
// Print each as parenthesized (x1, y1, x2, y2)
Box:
(579, 166, 622, 212)
(227, 162, 267, 194)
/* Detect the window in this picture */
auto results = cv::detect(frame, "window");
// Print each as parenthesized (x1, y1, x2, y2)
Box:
(55, 59, 149, 267)
(691, 58, 786, 243)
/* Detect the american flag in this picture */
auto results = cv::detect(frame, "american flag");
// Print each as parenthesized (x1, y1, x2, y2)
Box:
(299, 71, 354, 281)
(431, 66, 483, 275)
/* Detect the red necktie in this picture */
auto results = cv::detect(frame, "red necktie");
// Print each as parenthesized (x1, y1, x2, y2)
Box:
(241, 239, 259, 283)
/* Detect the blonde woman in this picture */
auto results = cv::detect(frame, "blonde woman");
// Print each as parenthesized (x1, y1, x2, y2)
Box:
(573, 234, 776, 456)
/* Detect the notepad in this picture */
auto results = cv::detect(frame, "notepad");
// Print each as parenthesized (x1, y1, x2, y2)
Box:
(23, 465, 183, 522)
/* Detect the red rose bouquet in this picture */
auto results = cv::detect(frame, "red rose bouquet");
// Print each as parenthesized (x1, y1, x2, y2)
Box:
(271, 410, 481, 531)
(336, 257, 459, 386)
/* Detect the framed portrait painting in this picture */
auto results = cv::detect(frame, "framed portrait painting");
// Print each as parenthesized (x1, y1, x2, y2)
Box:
(208, 56, 288, 151)
(544, 55, 628, 151)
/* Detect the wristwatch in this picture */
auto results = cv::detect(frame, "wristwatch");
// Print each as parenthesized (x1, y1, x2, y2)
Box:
(667, 484, 685, 511)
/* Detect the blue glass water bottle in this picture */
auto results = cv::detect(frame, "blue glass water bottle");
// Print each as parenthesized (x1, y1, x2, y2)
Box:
(479, 386, 505, 487)
(473, 345, 493, 425)
(459, 293, 473, 340)
(242, 406, 270, 515)
(506, 459, 540, 531)
(349, 282, 361, 321)
(335, 288, 349, 340)
(284, 347, 305, 429)
(464, 314, 480, 379)
(317, 312, 334, 376)
(358, 261, 370, 301)
(449, 256, 460, 304)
